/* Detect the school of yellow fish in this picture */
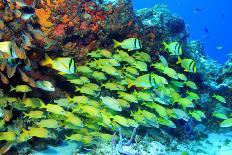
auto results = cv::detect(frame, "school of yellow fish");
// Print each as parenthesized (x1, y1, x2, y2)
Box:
(0, 38, 229, 148)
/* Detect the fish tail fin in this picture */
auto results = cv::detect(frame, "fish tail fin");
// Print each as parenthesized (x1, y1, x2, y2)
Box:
(75, 87, 80, 92)
(100, 82, 104, 87)
(22, 112, 27, 118)
(10, 85, 15, 92)
(130, 111, 134, 117)
(65, 135, 70, 140)
(67, 96, 73, 103)
(113, 39, 120, 48)
(58, 72, 65, 75)
(133, 89, 137, 94)
(127, 80, 134, 88)
(193, 66, 197, 73)
(176, 57, 182, 64)
(163, 42, 168, 50)
(40, 104, 46, 109)
(40, 54, 53, 66)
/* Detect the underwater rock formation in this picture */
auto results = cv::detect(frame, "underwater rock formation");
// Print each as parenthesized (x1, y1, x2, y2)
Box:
(187, 40, 222, 88)
(33, 0, 140, 59)
(136, 5, 188, 50)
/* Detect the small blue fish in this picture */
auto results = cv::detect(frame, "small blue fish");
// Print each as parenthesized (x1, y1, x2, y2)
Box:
(193, 8, 202, 13)
(204, 28, 209, 34)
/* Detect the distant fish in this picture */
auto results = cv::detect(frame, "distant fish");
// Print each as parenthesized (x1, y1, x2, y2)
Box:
(220, 14, 225, 18)
(0, 72, 9, 84)
(216, 46, 223, 50)
(200, 34, 211, 40)
(204, 28, 209, 34)
(193, 8, 202, 13)
(185, 24, 191, 33)
(178, 0, 182, 6)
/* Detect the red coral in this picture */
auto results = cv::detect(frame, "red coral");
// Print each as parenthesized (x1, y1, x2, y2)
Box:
(80, 21, 88, 30)
(53, 24, 66, 36)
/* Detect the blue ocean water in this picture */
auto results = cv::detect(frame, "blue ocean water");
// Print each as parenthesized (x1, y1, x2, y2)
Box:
(133, 0, 232, 64)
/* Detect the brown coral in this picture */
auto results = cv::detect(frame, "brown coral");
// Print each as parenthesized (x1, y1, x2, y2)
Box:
(35, 8, 53, 28)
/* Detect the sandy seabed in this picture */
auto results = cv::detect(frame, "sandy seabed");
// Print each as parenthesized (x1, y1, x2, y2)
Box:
(31, 131, 232, 155)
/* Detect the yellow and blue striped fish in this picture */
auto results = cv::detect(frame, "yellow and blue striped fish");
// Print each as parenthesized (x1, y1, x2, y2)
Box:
(163, 41, 182, 56)
(176, 57, 197, 73)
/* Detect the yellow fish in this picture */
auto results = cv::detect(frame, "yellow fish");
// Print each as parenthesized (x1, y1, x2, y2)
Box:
(23, 110, 45, 119)
(189, 110, 205, 122)
(76, 66, 93, 74)
(78, 105, 101, 118)
(173, 109, 190, 121)
(65, 133, 83, 141)
(36, 119, 60, 128)
(65, 112, 84, 127)
(10, 85, 32, 93)
(113, 38, 142, 51)
(75, 86, 99, 97)
(129, 74, 155, 88)
(92, 71, 107, 81)
(42, 104, 66, 115)
(133, 51, 151, 62)
(84, 83, 100, 92)
(115, 49, 129, 59)
(124, 66, 139, 76)
(17, 129, 31, 143)
(134, 61, 148, 72)
(89, 132, 115, 142)
(28, 127, 50, 138)
(220, 118, 232, 127)
(158, 118, 176, 128)
(212, 112, 228, 120)
(212, 94, 226, 103)
(118, 91, 138, 103)
(101, 82, 126, 91)
(113, 115, 129, 127)
(40, 54, 76, 74)
(117, 99, 130, 108)
(163, 41, 182, 56)
(137, 91, 155, 102)
(68, 96, 90, 104)
(184, 81, 197, 89)
(152, 103, 168, 119)
(177, 57, 197, 73)
(0, 131, 16, 141)
(101, 65, 120, 76)
(162, 67, 178, 79)
(186, 91, 200, 101)
(97, 49, 112, 58)
(177, 73, 187, 81)
(23, 98, 46, 108)
(100, 112, 112, 128)
(178, 98, 194, 108)
(100, 96, 122, 111)
(140, 109, 159, 128)
(151, 74, 168, 88)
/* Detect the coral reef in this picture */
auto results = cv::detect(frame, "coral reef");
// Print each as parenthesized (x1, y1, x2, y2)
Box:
(136, 4, 188, 52)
